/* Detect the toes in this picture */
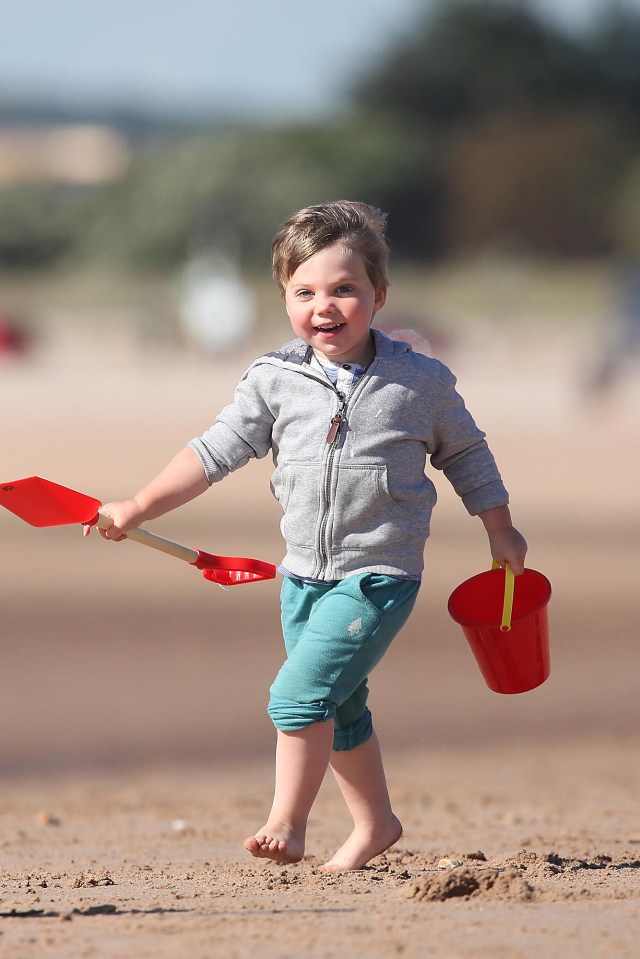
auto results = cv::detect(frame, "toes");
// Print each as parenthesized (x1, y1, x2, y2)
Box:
(244, 834, 285, 858)
(244, 835, 267, 856)
(244, 832, 301, 863)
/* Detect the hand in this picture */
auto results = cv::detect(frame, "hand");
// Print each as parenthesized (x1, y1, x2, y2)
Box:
(82, 499, 144, 542)
(488, 526, 528, 576)
(478, 505, 528, 575)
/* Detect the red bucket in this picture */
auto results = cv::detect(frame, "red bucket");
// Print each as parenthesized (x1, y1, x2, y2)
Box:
(447, 566, 552, 694)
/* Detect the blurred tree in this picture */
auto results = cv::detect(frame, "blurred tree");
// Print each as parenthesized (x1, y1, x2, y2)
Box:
(353, 0, 596, 127)
(84, 120, 445, 268)
(350, 0, 640, 257)
(610, 154, 640, 255)
(5, 0, 640, 270)
(583, 3, 640, 127)
(446, 111, 631, 256)
(0, 185, 89, 267)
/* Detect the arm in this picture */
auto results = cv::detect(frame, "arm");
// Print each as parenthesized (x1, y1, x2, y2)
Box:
(425, 363, 527, 570)
(427, 363, 509, 515)
(88, 363, 275, 542)
(478, 504, 528, 575)
(84, 445, 209, 542)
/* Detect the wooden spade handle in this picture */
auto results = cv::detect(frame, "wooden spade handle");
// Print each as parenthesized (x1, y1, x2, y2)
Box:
(98, 512, 198, 565)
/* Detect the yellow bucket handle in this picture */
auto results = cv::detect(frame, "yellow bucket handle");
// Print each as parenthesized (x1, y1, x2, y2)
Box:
(492, 561, 515, 632)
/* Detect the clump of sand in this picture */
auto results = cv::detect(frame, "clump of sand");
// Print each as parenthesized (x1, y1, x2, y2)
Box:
(408, 866, 534, 903)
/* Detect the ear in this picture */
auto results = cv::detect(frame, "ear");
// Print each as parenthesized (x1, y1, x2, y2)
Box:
(373, 287, 387, 314)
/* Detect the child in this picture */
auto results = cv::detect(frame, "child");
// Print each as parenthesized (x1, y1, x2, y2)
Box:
(86, 200, 527, 872)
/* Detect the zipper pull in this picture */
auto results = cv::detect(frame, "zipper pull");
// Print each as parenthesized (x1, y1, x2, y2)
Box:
(326, 414, 343, 444)
(326, 394, 347, 444)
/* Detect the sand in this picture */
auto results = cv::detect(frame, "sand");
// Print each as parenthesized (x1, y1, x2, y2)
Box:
(1, 321, 639, 958)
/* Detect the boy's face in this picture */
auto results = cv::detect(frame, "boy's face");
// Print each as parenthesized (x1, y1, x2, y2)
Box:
(284, 243, 386, 366)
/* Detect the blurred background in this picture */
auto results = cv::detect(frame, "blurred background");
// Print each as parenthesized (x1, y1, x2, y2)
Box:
(0, 0, 638, 778)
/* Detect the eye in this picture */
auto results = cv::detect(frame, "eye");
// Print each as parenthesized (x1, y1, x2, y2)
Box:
(295, 288, 312, 299)
(335, 284, 354, 295)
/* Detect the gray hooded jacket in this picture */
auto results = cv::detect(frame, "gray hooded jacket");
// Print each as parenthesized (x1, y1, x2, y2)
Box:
(188, 329, 508, 580)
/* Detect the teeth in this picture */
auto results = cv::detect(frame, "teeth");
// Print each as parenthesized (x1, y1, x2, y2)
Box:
(317, 324, 342, 332)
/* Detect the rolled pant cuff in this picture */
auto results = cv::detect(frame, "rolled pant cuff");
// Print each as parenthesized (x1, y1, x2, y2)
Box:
(332, 707, 373, 752)
(267, 699, 333, 731)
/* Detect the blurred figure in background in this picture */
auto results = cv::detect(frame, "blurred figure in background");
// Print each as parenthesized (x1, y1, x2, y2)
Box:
(586, 257, 640, 395)
(178, 250, 256, 355)
(374, 311, 453, 360)
(586, 160, 640, 397)
(0, 309, 31, 361)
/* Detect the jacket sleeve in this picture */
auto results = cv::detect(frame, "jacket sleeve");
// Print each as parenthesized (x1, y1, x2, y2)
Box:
(427, 363, 509, 515)
(187, 366, 275, 485)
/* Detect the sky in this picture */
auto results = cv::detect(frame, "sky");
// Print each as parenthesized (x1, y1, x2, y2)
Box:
(1, 0, 639, 120)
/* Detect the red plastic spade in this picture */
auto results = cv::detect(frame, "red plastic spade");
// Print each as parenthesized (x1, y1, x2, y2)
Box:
(0, 476, 276, 587)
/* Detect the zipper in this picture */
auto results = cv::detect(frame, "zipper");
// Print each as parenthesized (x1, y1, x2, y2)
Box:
(316, 391, 347, 578)
(301, 364, 375, 580)
(316, 367, 371, 578)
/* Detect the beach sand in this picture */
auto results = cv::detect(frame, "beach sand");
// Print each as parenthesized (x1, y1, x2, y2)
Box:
(1, 324, 638, 957)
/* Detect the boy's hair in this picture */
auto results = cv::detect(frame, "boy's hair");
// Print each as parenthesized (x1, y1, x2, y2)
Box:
(271, 200, 389, 296)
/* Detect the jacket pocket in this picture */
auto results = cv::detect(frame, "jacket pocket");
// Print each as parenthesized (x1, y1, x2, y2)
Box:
(333, 464, 434, 551)
(279, 461, 324, 548)
(331, 464, 390, 550)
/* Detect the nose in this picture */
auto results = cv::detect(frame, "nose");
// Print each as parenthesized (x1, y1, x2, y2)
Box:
(315, 293, 336, 316)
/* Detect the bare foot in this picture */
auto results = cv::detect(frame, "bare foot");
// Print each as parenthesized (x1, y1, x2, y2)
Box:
(319, 814, 402, 872)
(244, 823, 305, 864)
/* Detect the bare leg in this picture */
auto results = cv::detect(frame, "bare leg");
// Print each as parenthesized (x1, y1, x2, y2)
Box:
(244, 721, 334, 863)
(320, 730, 402, 872)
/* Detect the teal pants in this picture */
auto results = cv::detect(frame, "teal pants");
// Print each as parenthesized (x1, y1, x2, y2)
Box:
(268, 573, 420, 751)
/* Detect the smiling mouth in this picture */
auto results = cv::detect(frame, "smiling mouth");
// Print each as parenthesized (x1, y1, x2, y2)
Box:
(315, 323, 344, 333)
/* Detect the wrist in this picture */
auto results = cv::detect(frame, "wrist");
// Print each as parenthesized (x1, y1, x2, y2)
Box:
(479, 505, 513, 533)
(128, 496, 151, 524)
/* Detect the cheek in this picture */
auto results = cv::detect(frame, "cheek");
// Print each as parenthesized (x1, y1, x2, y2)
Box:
(285, 295, 298, 315)
(287, 309, 309, 336)
(288, 301, 310, 322)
